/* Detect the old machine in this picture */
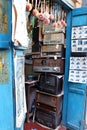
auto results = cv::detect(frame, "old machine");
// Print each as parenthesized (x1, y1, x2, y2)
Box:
(0, 0, 27, 130)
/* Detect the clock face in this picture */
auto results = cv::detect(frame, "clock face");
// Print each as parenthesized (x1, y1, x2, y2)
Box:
(0, 0, 8, 34)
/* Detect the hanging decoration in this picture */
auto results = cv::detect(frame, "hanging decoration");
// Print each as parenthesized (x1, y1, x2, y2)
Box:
(26, 0, 67, 27)
(53, 10, 57, 28)
(61, 9, 67, 27)
(43, 0, 50, 25)
(57, 5, 62, 27)
(32, 0, 39, 16)
(43, 0, 49, 19)
(49, 0, 54, 20)
(26, 0, 32, 11)
(37, 1, 45, 21)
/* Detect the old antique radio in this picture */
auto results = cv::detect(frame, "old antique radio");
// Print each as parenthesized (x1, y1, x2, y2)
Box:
(43, 23, 65, 34)
(43, 32, 65, 45)
(35, 100, 62, 129)
(33, 58, 65, 74)
(37, 73, 63, 94)
(36, 90, 63, 111)
(41, 44, 65, 58)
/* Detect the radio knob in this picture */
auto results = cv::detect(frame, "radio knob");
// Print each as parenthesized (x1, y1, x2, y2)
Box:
(53, 67, 60, 72)
(41, 60, 46, 65)
(53, 107, 56, 111)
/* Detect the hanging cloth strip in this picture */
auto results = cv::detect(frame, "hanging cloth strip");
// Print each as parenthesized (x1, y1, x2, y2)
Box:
(12, 0, 29, 47)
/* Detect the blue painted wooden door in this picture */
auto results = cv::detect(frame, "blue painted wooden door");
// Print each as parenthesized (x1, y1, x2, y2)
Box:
(0, 0, 15, 130)
(0, 49, 15, 130)
(0, 0, 25, 130)
(62, 7, 87, 130)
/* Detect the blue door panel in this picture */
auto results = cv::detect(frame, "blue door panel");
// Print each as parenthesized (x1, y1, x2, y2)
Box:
(0, 42, 11, 49)
(0, 50, 14, 130)
(72, 7, 87, 26)
(68, 83, 86, 90)
(67, 88, 85, 129)
(72, 15, 87, 26)
(72, 7, 87, 16)
(0, 86, 14, 130)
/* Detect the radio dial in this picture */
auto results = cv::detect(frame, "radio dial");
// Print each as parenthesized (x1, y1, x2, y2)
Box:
(53, 67, 60, 72)
(41, 60, 46, 65)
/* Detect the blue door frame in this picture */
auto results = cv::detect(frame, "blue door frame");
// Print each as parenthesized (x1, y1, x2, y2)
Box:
(62, 7, 87, 130)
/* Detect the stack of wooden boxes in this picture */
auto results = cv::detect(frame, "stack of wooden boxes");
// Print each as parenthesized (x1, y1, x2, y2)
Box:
(32, 21, 66, 129)
(35, 89, 63, 129)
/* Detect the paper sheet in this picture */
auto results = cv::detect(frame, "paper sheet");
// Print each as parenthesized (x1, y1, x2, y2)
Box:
(12, 0, 29, 47)
(71, 26, 87, 52)
(14, 56, 27, 128)
(68, 57, 87, 83)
